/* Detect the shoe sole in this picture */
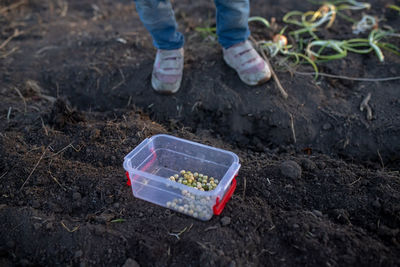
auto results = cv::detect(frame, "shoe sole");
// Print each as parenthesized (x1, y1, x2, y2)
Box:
(255, 73, 272, 85)
(238, 66, 272, 86)
(224, 57, 271, 86)
(151, 72, 181, 95)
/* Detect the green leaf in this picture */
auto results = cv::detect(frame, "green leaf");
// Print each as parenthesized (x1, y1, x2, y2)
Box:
(111, 219, 126, 223)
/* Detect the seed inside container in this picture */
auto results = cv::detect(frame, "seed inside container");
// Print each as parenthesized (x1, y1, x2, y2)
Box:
(167, 170, 220, 192)
(164, 169, 222, 220)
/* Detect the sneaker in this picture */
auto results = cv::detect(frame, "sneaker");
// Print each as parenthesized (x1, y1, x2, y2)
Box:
(223, 40, 271, 86)
(151, 48, 184, 94)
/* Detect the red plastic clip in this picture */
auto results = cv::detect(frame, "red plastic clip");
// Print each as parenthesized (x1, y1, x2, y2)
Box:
(213, 175, 237, 215)
(126, 171, 131, 186)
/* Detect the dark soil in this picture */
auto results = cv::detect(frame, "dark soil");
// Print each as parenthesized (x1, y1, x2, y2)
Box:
(1, 0, 399, 266)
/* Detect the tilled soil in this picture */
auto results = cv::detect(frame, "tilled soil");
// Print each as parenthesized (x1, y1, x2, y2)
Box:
(0, 0, 399, 266)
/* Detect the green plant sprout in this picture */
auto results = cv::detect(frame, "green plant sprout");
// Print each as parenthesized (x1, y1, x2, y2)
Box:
(248, 16, 271, 28)
(352, 14, 377, 34)
(308, 0, 370, 10)
(308, 0, 371, 22)
(326, 0, 370, 10)
(196, 0, 399, 80)
(246, 0, 399, 79)
(283, 4, 337, 40)
(249, 17, 319, 77)
(306, 30, 400, 62)
(285, 1, 372, 39)
(111, 219, 125, 223)
(387, 4, 400, 14)
(194, 26, 216, 39)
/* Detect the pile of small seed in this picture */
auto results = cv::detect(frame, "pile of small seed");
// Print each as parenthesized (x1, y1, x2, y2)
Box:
(166, 190, 212, 220)
(168, 170, 219, 191)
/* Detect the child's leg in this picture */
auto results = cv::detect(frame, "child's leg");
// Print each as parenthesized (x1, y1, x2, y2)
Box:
(134, 0, 184, 94)
(134, 0, 184, 50)
(215, 0, 271, 85)
(214, 0, 250, 49)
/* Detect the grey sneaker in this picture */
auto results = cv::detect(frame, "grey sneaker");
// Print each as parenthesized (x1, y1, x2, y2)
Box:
(151, 48, 184, 94)
(223, 40, 271, 86)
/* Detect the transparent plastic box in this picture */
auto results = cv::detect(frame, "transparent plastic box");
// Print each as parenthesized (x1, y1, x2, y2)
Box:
(123, 134, 241, 221)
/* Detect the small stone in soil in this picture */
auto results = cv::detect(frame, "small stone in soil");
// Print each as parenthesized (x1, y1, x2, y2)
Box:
(280, 160, 302, 179)
(123, 258, 140, 267)
(74, 250, 83, 258)
(33, 223, 41, 230)
(322, 123, 332, 130)
(300, 158, 317, 171)
(73, 192, 82, 201)
(317, 161, 326, 170)
(45, 222, 53, 230)
(372, 199, 381, 209)
(312, 210, 323, 217)
(221, 216, 231, 226)
(32, 200, 40, 208)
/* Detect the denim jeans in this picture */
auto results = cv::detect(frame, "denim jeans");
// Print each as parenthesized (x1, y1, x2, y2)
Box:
(134, 0, 250, 50)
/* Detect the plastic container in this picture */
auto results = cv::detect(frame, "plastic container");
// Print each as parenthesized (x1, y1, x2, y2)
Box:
(123, 134, 240, 221)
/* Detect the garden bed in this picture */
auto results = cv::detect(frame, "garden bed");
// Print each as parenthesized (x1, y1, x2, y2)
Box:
(0, 0, 399, 266)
